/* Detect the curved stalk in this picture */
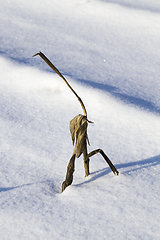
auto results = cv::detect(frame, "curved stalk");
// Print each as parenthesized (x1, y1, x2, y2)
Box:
(33, 52, 87, 116)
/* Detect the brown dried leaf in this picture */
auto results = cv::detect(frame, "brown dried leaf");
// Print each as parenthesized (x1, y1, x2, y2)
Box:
(70, 114, 89, 158)
(70, 114, 84, 145)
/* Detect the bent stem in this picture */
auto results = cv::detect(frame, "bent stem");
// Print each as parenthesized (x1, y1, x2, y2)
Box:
(86, 149, 119, 175)
(33, 52, 87, 116)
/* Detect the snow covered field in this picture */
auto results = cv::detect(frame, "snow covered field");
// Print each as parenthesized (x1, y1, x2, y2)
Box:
(0, 0, 160, 239)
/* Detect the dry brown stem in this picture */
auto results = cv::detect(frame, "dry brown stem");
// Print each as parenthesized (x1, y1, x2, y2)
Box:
(85, 149, 119, 175)
(83, 139, 90, 177)
(33, 52, 87, 116)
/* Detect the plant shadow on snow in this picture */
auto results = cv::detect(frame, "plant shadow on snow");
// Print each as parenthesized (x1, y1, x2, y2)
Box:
(0, 180, 60, 194)
(0, 182, 35, 193)
(117, 155, 160, 174)
(76, 78, 160, 114)
(75, 155, 160, 186)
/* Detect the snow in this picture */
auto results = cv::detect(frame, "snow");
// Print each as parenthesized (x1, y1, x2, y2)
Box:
(0, 0, 160, 239)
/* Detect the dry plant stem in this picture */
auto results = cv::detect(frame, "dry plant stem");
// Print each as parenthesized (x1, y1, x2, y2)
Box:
(86, 149, 119, 175)
(33, 51, 119, 191)
(32, 52, 87, 116)
(62, 154, 76, 192)
(83, 139, 90, 177)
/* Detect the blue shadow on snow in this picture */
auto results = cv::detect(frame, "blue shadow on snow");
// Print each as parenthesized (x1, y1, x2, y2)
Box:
(76, 78, 160, 114)
(1, 49, 160, 114)
(76, 155, 160, 185)
(0, 180, 60, 193)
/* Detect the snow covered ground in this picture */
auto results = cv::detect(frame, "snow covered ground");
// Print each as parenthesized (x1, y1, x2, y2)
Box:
(0, 0, 160, 239)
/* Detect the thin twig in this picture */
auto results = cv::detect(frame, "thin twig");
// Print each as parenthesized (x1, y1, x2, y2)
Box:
(86, 149, 119, 175)
(33, 52, 87, 116)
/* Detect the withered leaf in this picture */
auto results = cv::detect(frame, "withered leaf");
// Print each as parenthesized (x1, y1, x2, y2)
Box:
(70, 114, 90, 158)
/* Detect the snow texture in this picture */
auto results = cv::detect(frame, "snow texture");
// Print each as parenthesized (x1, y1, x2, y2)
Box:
(0, 0, 160, 239)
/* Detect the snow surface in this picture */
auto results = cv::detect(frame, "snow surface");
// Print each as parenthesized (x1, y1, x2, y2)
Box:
(0, 0, 160, 239)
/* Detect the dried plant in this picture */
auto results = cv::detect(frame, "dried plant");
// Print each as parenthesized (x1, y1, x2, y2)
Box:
(33, 52, 119, 192)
